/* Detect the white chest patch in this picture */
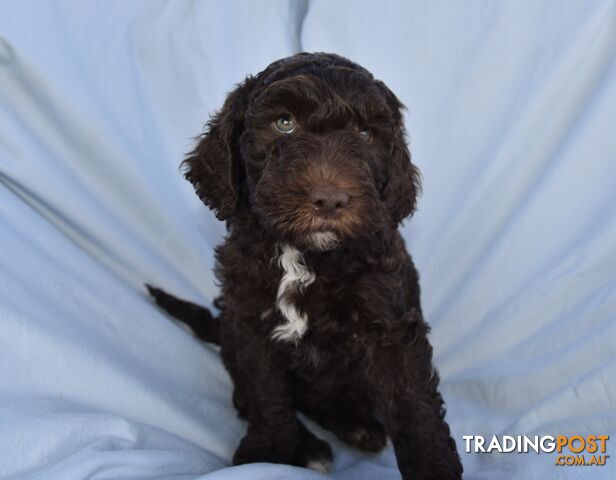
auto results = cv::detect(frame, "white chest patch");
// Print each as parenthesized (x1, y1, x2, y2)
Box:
(271, 244, 315, 342)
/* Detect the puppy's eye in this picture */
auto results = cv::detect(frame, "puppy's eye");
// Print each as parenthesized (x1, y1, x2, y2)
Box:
(358, 129, 371, 142)
(274, 115, 296, 134)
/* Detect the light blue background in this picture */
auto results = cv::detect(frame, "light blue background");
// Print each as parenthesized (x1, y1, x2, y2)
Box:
(0, 1, 615, 479)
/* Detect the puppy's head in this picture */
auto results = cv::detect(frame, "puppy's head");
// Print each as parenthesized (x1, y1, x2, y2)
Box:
(184, 53, 420, 251)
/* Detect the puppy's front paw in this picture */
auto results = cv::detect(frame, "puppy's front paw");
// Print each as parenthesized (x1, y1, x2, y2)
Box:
(328, 416, 387, 453)
(233, 424, 333, 472)
(343, 421, 387, 453)
(299, 424, 333, 473)
(233, 429, 297, 466)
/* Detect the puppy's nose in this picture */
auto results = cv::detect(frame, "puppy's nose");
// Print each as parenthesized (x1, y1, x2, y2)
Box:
(309, 185, 350, 215)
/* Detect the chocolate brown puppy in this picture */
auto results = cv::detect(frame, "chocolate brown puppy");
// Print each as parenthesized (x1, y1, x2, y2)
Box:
(148, 52, 463, 480)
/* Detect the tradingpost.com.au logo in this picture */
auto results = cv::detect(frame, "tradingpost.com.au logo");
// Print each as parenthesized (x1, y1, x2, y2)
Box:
(463, 434, 610, 466)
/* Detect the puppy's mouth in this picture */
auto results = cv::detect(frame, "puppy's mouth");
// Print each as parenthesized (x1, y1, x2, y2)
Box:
(287, 202, 369, 251)
(302, 230, 340, 251)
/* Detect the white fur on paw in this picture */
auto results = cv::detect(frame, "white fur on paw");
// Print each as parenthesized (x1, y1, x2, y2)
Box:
(307, 457, 332, 474)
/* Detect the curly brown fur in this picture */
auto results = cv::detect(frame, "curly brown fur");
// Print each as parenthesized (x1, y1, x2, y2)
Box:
(148, 52, 462, 479)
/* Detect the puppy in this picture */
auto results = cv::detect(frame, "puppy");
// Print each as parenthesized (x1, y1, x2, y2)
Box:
(148, 52, 463, 480)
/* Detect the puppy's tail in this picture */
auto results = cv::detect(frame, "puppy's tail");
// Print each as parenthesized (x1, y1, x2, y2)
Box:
(145, 284, 220, 345)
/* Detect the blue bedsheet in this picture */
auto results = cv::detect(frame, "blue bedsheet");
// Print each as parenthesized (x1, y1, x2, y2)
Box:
(1, 1, 615, 478)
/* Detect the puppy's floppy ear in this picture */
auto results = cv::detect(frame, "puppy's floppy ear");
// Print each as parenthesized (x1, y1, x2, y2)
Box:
(377, 81, 422, 225)
(182, 78, 255, 220)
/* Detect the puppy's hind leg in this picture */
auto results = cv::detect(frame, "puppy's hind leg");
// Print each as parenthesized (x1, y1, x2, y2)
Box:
(145, 284, 220, 344)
